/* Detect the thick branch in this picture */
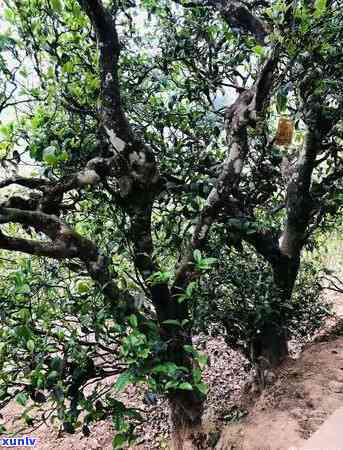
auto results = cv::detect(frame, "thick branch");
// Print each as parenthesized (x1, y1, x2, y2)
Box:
(77, 0, 161, 199)
(0, 158, 113, 216)
(77, 0, 132, 142)
(279, 130, 320, 258)
(0, 207, 133, 314)
(209, 0, 269, 44)
(173, 51, 279, 290)
(173, 0, 269, 43)
(0, 176, 51, 191)
(0, 231, 78, 259)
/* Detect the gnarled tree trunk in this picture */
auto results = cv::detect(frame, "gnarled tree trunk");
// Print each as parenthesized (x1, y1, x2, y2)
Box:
(251, 254, 300, 386)
(252, 322, 288, 369)
(169, 389, 203, 450)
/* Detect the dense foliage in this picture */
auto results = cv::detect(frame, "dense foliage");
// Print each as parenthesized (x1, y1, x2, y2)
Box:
(0, 0, 342, 448)
(193, 246, 331, 360)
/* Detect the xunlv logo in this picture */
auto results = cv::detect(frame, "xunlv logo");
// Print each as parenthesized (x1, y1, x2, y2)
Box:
(0, 437, 37, 447)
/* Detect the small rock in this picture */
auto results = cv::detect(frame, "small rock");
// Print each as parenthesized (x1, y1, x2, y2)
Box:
(294, 390, 304, 399)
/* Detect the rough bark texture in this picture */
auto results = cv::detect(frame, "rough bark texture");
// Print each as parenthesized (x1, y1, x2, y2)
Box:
(1, 1, 341, 447)
(169, 394, 203, 450)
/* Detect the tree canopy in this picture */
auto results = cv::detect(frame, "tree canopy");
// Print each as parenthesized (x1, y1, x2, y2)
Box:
(0, 0, 342, 448)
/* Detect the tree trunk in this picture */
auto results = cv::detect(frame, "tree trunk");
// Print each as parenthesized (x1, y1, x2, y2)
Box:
(251, 255, 299, 387)
(251, 321, 288, 389)
(164, 324, 204, 450)
(169, 389, 203, 450)
(252, 322, 288, 369)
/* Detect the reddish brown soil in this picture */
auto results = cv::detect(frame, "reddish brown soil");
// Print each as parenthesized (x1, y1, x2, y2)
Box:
(216, 320, 343, 450)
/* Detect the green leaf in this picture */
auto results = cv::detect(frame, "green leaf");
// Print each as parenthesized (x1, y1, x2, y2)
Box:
(193, 249, 202, 263)
(16, 392, 28, 407)
(202, 257, 217, 266)
(183, 345, 195, 354)
(51, 357, 63, 372)
(177, 294, 187, 304)
(147, 271, 171, 285)
(128, 314, 138, 328)
(276, 91, 287, 113)
(185, 281, 197, 298)
(196, 382, 208, 395)
(16, 283, 31, 295)
(47, 370, 59, 382)
(165, 380, 179, 389)
(15, 325, 31, 341)
(252, 45, 265, 56)
(178, 382, 193, 391)
(62, 61, 73, 73)
(112, 433, 127, 450)
(196, 353, 208, 368)
(47, 66, 55, 79)
(314, 0, 327, 17)
(43, 146, 58, 166)
(51, 0, 62, 13)
(23, 414, 34, 426)
(162, 319, 181, 327)
(115, 372, 132, 392)
(192, 368, 202, 383)
(152, 363, 178, 375)
(0, 35, 16, 52)
(76, 281, 90, 294)
(26, 339, 35, 353)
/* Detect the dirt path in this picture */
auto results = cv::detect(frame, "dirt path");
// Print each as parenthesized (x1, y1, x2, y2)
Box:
(216, 320, 343, 450)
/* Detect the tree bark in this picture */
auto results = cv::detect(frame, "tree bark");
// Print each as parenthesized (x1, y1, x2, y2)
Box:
(252, 322, 288, 368)
(163, 315, 204, 450)
(169, 390, 203, 450)
(251, 254, 300, 386)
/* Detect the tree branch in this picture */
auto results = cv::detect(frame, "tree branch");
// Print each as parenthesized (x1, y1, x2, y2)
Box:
(77, 0, 132, 142)
(0, 207, 134, 315)
(208, 0, 269, 44)
(173, 0, 269, 44)
(77, 0, 161, 200)
(0, 231, 78, 259)
(173, 51, 279, 290)
(0, 176, 51, 190)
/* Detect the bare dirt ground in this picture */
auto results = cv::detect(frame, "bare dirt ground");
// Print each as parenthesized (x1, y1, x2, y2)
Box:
(217, 291, 343, 450)
(1, 289, 343, 450)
